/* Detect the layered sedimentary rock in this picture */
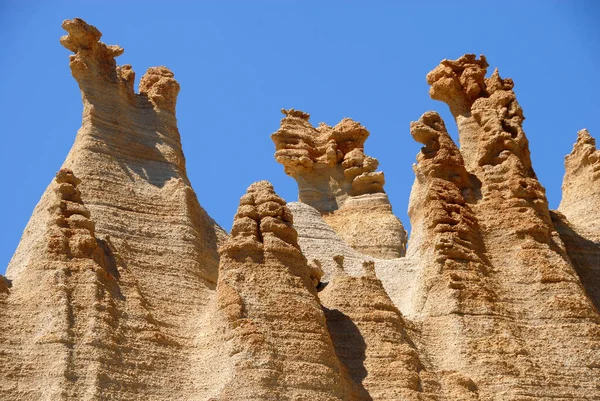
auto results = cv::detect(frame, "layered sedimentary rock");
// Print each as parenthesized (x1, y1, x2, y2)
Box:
(319, 260, 437, 401)
(425, 54, 600, 399)
(406, 111, 541, 398)
(2, 18, 225, 400)
(272, 109, 407, 259)
(2, 19, 600, 401)
(555, 129, 600, 309)
(215, 181, 352, 400)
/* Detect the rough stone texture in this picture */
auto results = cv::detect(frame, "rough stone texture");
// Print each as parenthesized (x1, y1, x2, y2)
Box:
(423, 54, 600, 399)
(2, 20, 600, 401)
(272, 109, 407, 259)
(2, 19, 226, 400)
(215, 181, 353, 400)
(556, 129, 600, 309)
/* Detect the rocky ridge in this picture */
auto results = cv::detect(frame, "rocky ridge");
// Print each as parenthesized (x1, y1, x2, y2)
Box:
(1, 19, 599, 401)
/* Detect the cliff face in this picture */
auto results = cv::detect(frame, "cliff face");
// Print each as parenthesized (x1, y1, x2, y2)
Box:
(1, 19, 599, 401)
(2, 18, 226, 400)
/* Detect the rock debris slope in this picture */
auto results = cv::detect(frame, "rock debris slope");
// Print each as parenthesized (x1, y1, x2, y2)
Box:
(1, 19, 599, 401)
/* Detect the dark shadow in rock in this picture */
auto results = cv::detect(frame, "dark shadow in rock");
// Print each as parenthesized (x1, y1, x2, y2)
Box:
(551, 211, 600, 312)
(323, 307, 372, 401)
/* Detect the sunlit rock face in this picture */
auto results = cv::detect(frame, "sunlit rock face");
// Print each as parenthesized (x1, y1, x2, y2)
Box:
(272, 109, 408, 259)
(1, 19, 599, 401)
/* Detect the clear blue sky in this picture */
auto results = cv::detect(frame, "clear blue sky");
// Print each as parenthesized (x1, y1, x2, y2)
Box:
(1, 1, 598, 275)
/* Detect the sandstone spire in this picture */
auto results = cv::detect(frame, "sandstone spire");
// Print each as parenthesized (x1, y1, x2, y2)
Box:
(0, 169, 134, 398)
(406, 112, 546, 397)
(2, 18, 226, 400)
(554, 129, 600, 309)
(216, 181, 352, 400)
(408, 111, 495, 316)
(2, 19, 600, 401)
(559, 128, 600, 232)
(272, 109, 407, 259)
(426, 54, 600, 399)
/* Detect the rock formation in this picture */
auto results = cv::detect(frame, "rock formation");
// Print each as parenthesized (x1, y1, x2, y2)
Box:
(272, 109, 407, 259)
(1, 20, 599, 401)
(422, 54, 600, 399)
(555, 128, 600, 309)
(216, 181, 352, 400)
(2, 18, 226, 400)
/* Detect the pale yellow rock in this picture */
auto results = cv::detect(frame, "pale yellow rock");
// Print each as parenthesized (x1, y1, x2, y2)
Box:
(424, 54, 600, 399)
(216, 181, 354, 400)
(1, 19, 599, 401)
(2, 19, 226, 400)
(272, 109, 407, 259)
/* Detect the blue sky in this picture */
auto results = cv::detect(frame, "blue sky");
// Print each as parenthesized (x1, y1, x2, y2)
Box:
(1, 1, 598, 275)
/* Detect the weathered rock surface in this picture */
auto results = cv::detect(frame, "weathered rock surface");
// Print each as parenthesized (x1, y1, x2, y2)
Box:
(1, 20, 599, 401)
(556, 129, 600, 309)
(216, 181, 353, 400)
(272, 109, 407, 259)
(2, 18, 226, 400)
(424, 54, 600, 399)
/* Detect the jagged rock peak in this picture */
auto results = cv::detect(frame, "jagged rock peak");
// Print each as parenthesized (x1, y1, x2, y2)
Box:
(272, 109, 407, 259)
(570, 128, 598, 162)
(222, 180, 299, 255)
(410, 111, 471, 189)
(60, 18, 179, 112)
(281, 107, 310, 120)
(426, 54, 488, 115)
(564, 128, 599, 181)
(426, 54, 518, 118)
(60, 18, 124, 83)
(272, 108, 383, 209)
(215, 182, 350, 400)
(408, 112, 494, 316)
(60, 18, 123, 57)
(427, 54, 538, 181)
(138, 66, 180, 112)
(577, 128, 595, 145)
(559, 128, 600, 231)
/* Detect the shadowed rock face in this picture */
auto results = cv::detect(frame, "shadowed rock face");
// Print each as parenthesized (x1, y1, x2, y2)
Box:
(556, 129, 600, 309)
(2, 19, 600, 401)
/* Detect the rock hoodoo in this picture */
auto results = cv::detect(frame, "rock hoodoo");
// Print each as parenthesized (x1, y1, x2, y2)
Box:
(272, 108, 407, 259)
(1, 20, 599, 401)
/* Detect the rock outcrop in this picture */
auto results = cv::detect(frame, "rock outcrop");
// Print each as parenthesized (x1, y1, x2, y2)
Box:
(272, 109, 407, 259)
(2, 18, 226, 400)
(408, 111, 494, 317)
(555, 129, 600, 309)
(560, 129, 600, 231)
(1, 20, 599, 401)
(216, 181, 353, 400)
(424, 54, 600, 399)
